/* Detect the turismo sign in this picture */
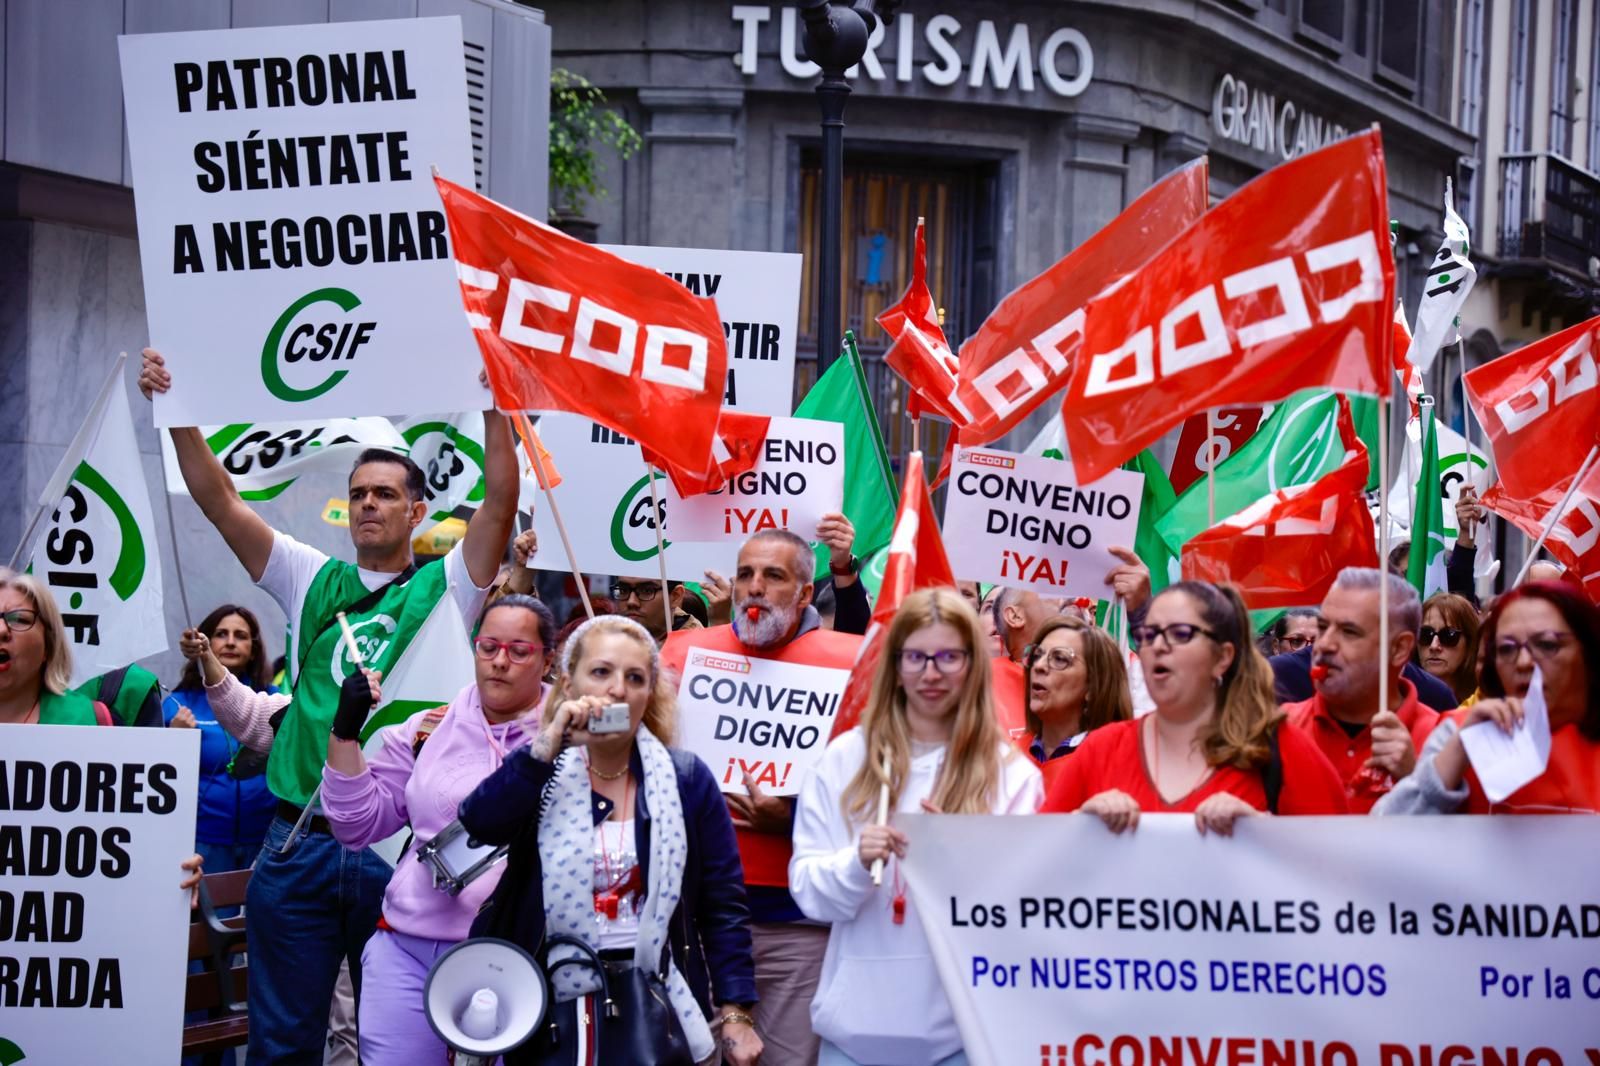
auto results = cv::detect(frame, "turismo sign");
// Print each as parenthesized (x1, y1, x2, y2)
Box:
(120, 17, 484, 426)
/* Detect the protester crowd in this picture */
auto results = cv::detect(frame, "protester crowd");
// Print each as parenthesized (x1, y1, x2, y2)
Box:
(0, 346, 1594, 1066)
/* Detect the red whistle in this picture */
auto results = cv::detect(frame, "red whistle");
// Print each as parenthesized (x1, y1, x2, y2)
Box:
(746, 606, 762, 622)
(892, 894, 906, 925)
(1310, 665, 1329, 682)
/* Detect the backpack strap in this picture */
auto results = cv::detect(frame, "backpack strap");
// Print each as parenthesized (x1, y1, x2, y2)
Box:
(410, 706, 451, 757)
(1263, 724, 1284, 816)
(97, 665, 131, 709)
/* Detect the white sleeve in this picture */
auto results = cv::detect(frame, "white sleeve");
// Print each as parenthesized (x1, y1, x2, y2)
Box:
(789, 734, 876, 923)
(256, 531, 329, 620)
(444, 541, 493, 630)
(999, 750, 1045, 814)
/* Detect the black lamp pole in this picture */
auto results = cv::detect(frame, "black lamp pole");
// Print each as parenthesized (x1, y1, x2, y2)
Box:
(801, 1, 902, 375)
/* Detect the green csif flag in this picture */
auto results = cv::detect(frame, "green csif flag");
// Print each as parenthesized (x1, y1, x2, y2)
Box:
(795, 331, 898, 579)
(1406, 400, 1448, 599)
(1157, 390, 1379, 570)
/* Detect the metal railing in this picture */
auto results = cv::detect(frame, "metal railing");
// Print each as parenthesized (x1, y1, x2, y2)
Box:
(1498, 152, 1600, 274)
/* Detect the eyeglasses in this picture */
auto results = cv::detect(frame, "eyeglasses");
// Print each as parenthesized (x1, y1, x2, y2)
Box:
(1027, 647, 1079, 673)
(1493, 632, 1572, 665)
(609, 583, 660, 603)
(1277, 635, 1314, 651)
(1130, 623, 1216, 650)
(0, 609, 38, 633)
(1419, 626, 1465, 649)
(473, 638, 544, 665)
(898, 648, 970, 675)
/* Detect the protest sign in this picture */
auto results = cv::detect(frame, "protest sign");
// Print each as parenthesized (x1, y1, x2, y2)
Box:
(120, 18, 483, 426)
(31, 386, 168, 686)
(943, 448, 1143, 600)
(901, 813, 1600, 1066)
(599, 245, 802, 416)
(668, 417, 844, 541)
(0, 726, 199, 1063)
(675, 647, 851, 796)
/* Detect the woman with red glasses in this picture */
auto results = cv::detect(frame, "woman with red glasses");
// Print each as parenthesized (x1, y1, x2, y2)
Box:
(1377, 582, 1600, 815)
(1416, 593, 1481, 705)
(1043, 581, 1347, 832)
(317, 594, 557, 1064)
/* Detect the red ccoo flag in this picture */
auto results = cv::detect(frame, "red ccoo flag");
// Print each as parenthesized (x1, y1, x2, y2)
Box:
(435, 175, 727, 476)
(1463, 313, 1600, 502)
(1482, 463, 1600, 601)
(877, 219, 970, 425)
(1061, 130, 1394, 483)
(1181, 396, 1377, 608)
(829, 451, 955, 738)
(641, 409, 772, 497)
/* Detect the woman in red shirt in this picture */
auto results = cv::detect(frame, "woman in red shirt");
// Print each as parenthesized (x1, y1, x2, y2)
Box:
(1377, 581, 1599, 814)
(1043, 581, 1348, 830)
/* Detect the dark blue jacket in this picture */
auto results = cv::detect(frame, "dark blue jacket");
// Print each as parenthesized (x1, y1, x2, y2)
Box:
(459, 743, 758, 1014)
(163, 686, 278, 848)
(1270, 645, 1458, 712)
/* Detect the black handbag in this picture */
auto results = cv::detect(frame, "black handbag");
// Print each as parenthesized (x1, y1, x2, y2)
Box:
(522, 933, 695, 1066)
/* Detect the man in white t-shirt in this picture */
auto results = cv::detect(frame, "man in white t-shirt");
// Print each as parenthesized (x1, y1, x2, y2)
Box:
(140, 349, 518, 1064)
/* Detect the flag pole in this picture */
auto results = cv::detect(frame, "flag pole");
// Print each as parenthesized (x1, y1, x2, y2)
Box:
(1510, 443, 1600, 586)
(8, 352, 127, 571)
(844, 331, 899, 507)
(1205, 409, 1217, 525)
(1377, 394, 1390, 717)
(513, 413, 593, 619)
(869, 747, 892, 887)
(158, 456, 194, 625)
(643, 458, 672, 633)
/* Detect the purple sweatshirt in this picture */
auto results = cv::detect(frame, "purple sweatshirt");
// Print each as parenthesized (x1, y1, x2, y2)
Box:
(321, 684, 544, 941)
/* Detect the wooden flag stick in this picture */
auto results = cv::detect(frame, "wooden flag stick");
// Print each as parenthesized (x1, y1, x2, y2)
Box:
(1377, 395, 1390, 720)
(643, 458, 672, 633)
(910, 416, 921, 456)
(1511, 443, 1600, 586)
(157, 449, 194, 626)
(513, 413, 593, 619)
(870, 747, 892, 887)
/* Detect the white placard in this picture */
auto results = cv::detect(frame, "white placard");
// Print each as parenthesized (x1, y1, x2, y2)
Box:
(598, 245, 802, 416)
(676, 648, 851, 796)
(120, 18, 485, 426)
(0, 725, 200, 1063)
(669, 417, 844, 541)
(1461, 664, 1553, 803)
(902, 813, 1600, 1066)
(943, 447, 1144, 599)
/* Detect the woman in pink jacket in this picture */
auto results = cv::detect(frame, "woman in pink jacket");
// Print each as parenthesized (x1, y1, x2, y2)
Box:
(319, 594, 556, 1065)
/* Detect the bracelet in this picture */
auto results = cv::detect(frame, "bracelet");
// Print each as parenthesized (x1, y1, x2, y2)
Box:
(720, 1008, 756, 1029)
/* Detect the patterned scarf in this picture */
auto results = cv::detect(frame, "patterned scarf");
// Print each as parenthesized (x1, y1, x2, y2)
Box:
(537, 725, 713, 1060)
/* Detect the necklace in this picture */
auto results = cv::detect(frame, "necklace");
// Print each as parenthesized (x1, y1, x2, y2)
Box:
(586, 752, 629, 781)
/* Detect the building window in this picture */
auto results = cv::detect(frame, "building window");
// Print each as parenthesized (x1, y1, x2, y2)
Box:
(1377, 0, 1421, 87)
(1506, 0, 1532, 153)
(1551, 0, 1578, 159)
(1296, 0, 1346, 50)
(1457, 0, 1485, 232)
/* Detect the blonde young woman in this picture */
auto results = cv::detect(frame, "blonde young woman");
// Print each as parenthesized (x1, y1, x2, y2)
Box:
(790, 589, 1042, 1066)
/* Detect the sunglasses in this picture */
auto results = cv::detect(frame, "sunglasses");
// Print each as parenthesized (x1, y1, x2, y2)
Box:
(1418, 626, 1465, 649)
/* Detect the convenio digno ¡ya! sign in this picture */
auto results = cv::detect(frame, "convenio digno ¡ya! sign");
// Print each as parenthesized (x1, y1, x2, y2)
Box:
(732, 5, 1093, 97)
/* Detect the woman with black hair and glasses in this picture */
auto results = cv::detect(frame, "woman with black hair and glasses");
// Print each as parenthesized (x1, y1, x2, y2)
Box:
(1043, 582, 1347, 833)
(1378, 582, 1600, 816)
(1416, 593, 1480, 705)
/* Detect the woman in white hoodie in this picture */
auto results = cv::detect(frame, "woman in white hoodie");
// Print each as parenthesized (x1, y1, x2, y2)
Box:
(791, 588, 1042, 1066)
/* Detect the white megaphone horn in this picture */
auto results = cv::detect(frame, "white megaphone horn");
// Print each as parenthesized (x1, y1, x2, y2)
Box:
(424, 937, 547, 1066)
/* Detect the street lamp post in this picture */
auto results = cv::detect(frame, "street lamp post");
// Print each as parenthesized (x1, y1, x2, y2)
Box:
(801, 1, 902, 375)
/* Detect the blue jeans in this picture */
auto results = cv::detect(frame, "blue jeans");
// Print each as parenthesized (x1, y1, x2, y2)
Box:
(245, 816, 390, 1064)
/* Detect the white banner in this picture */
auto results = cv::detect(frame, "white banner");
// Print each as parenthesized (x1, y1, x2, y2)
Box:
(0, 725, 200, 1063)
(120, 18, 484, 426)
(902, 813, 1600, 1066)
(669, 417, 844, 541)
(32, 386, 168, 686)
(676, 648, 850, 796)
(160, 416, 406, 500)
(943, 448, 1144, 599)
(598, 245, 801, 416)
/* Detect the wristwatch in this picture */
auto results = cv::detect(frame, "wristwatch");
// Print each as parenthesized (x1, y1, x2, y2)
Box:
(829, 553, 859, 577)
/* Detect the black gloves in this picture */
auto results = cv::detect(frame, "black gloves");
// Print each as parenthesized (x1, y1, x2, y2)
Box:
(331, 671, 375, 742)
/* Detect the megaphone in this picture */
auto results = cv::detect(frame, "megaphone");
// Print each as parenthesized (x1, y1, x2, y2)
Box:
(425, 937, 547, 1066)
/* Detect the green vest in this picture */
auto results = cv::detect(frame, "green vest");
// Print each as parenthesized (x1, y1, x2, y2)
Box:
(38, 688, 101, 726)
(267, 557, 451, 805)
(74, 664, 162, 727)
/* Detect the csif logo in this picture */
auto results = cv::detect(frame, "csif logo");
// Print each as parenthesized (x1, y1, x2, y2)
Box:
(328, 614, 398, 686)
(1266, 395, 1347, 494)
(40, 464, 147, 648)
(609, 474, 673, 561)
(0, 1037, 25, 1065)
(261, 287, 377, 403)
(402, 421, 487, 519)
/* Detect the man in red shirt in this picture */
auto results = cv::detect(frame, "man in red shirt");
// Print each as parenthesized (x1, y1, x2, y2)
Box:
(1283, 568, 1445, 813)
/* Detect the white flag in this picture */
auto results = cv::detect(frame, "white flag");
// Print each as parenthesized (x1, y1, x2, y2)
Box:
(1408, 178, 1476, 375)
(32, 385, 168, 686)
(161, 417, 406, 500)
(1387, 413, 1493, 545)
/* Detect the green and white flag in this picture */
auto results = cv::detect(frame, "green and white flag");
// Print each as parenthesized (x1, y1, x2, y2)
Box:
(161, 417, 405, 501)
(1406, 401, 1448, 599)
(1386, 411, 1492, 538)
(794, 333, 897, 578)
(1156, 390, 1379, 567)
(31, 383, 167, 686)
(1408, 178, 1476, 376)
